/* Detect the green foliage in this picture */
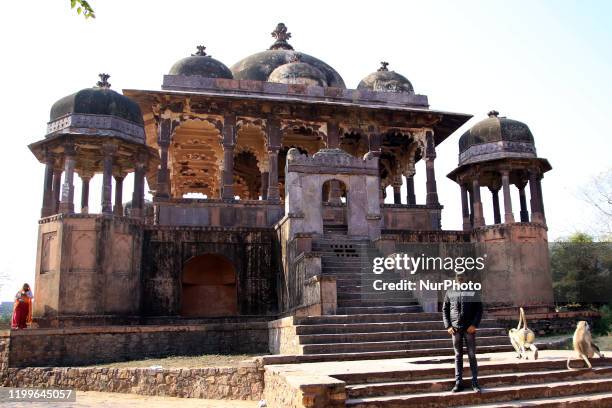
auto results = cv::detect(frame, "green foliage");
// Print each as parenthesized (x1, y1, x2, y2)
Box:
(0, 303, 11, 329)
(550, 232, 612, 306)
(70, 0, 95, 19)
(593, 305, 612, 336)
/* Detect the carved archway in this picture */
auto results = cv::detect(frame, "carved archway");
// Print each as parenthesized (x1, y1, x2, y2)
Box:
(181, 254, 238, 317)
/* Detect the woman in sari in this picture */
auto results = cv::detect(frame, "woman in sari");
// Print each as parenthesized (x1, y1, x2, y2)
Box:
(11, 283, 33, 329)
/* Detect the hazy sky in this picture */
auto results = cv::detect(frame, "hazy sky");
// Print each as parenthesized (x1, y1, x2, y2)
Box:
(0, 0, 610, 300)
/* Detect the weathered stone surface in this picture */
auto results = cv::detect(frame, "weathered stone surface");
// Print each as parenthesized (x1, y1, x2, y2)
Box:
(3, 362, 264, 401)
(7, 324, 268, 368)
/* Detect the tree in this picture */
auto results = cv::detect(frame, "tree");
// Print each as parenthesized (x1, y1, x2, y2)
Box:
(581, 169, 612, 238)
(70, 0, 95, 19)
(550, 232, 612, 306)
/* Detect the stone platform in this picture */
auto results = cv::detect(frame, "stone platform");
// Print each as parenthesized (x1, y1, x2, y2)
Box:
(263, 350, 612, 408)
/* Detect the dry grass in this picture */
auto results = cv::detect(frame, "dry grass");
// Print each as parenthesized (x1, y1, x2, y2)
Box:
(90, 354, 262, 369)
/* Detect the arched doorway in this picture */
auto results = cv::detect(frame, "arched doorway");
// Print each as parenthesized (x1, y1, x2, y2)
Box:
(322, 179, 348, 235)
(181, 254, 238, 317)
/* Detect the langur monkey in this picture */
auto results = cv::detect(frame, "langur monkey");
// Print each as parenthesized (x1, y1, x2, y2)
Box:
(509, 307, 538, 360)
(567, 321, 605, 370)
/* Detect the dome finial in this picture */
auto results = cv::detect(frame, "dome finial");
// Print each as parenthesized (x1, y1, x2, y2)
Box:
(488, 110, 499, 118)
(270, 23, 294, 51)
(378, 61, 389, 72)
(96, 73, 111, 88)
(192, 45, 208, 57)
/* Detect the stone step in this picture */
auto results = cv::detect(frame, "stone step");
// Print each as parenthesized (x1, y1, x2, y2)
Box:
(294, 312, 446, 325)
(337, 300, 421, 308)
(294, 319, 502, 335)
(335, 358, 612, 385)
(298, 328, 507, 345)
(345, 366, 612, 398)
(345, 378, 612, 407)
(336, 292, 416, 300)
(461, 391, 612, 407)
(337, 305, 423, 314)
(335, 287, 415, 295)
(301, 335, 509, 354)
(259, 344, 515, 365)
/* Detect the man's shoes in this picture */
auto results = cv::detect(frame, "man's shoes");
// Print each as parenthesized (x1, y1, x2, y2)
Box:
(472, 380, 482, 393)
(452, 382, 464, 393)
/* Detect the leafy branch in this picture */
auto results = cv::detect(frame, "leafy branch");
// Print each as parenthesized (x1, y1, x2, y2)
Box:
(70, 0, 95, 19)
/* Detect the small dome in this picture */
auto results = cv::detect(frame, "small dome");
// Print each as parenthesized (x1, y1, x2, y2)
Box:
(268, 54, 327, 86)
(459, 110, 535, 153)
(230, 23, 346, 88)
(50, 74, 143, 125)
(357, 62, 414, 93)
(169, 45, 233, 79)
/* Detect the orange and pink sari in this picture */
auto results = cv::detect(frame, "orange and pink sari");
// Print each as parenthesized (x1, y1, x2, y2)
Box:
(11, 291, 32, 329)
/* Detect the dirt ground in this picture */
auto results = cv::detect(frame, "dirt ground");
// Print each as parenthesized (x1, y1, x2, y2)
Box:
(2, 391, 258, 407)
(89, 354, 261, 368)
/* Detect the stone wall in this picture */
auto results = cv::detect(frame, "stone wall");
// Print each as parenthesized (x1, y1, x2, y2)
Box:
(0, 332, 9, 382)
(8, 323, 268, 368)
(263, 367, 345, 408)
(142, 227, 278, 316)
(381, 204, 443, 231)
(4, 361, 264, 400)
(34, 215, 144, 319)
(268, 317, 301, 355)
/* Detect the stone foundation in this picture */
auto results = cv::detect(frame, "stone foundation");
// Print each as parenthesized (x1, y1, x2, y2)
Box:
(263, 367, 345, 408)
(7, 323, 268, 368)
(3, 362, 264, 400)
(268, 317, 301, 355)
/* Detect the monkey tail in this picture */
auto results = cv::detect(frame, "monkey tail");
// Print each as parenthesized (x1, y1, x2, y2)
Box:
(518, 307, 526, 330)
(567, 355, 577, 370)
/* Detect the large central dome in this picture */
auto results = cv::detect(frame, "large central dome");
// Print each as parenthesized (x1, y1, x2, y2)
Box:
(230, 23, 346, 88)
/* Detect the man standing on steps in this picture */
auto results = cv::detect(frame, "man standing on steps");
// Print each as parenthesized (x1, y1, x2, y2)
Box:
(443, 272, 483, 393)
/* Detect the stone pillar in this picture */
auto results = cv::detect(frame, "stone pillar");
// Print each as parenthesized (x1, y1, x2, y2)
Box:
(261, 171, 269, 200)
(517, 181, 529, 222)
(114, 175, 125, 216)
(267, 118, 281, 201)
(529, 169, 544, 224)
(58, 145, 76, 214)
(537, 176, 546, 223)
(367, 128, 381, 155)
(490, 187, 501, 224)
(155, 119, 173, 198)
(501, 170, 515, 223)
(52, 168, 62, 214)
(460, 183, 471, 231)
(472, 178, 485, 228)
(424, 131, 439, 206)
(405, 176, 416, 205)
(469, 189, 474, 227)
(80, 174, 91, 214)
(132, 158, 146, 218)
(101, 144, 116, 214)
(41, 153, 55, 217)
(327, 121, 340, 148)
(392, 183, 402, 204)
(221, 115, 236, 199)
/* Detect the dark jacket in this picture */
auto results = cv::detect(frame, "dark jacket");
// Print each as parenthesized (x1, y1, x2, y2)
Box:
(442, 289, 483, 330)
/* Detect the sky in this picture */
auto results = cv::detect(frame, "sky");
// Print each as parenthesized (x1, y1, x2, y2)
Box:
(0, 0, 610, 300)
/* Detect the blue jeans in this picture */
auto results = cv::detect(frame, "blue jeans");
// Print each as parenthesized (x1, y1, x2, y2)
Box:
(452, 329, 478, 383)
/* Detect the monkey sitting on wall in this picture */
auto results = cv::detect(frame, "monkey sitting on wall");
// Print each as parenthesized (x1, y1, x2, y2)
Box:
(567, 321, 605, 369)
(509, 307, 538, 360)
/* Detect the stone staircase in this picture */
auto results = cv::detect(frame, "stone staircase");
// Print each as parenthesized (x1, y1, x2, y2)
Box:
(276, 236, 513, 362)
(337, 358, 612, 407)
